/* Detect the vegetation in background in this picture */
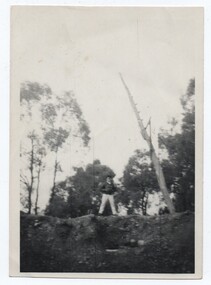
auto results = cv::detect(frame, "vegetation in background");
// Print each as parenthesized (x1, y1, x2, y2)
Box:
(159, 79, 195, 212)
(20, 82, 90, 214)
(20, 79, 195, 216)
(45, 159, 115, 217)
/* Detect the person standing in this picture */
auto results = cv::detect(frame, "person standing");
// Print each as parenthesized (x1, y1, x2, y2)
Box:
(98, 175, 118, 215)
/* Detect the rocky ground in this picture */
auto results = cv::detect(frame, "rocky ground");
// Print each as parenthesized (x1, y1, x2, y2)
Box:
(20, 211, 194, 273)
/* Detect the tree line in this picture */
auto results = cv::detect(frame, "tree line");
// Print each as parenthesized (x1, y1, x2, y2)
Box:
(20, 82, 90, 214)
(20, 79, 195, 216)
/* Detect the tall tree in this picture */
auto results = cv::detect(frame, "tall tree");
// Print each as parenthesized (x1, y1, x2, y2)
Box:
(41, 90, 90, 207)
(120, 150, 158, 215)
(20, 81, 52, 214)
(20, 132, 37, 214)
(20, 132, 47, 214)
(44, 127, 69, 201)
(20, 81, 91, 214)
(119, 74, 175, 214)
(34, 146, 46, 215)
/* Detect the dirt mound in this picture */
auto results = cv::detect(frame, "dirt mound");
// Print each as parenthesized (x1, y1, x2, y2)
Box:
(20, 211, 194, 273)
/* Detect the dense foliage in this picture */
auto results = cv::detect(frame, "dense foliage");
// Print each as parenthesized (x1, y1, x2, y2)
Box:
(119, 150, 158, 215)
(159, 79, 195, 211)
(45, 160, 116, 217)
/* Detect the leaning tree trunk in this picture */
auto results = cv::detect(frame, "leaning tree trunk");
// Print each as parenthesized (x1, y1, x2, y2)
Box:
(119, 73, 175, 214)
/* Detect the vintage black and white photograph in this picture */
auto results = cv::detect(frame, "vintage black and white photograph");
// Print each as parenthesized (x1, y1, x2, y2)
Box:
(10, 6, 203, 277)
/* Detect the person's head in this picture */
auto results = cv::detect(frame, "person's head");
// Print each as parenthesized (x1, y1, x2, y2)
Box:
(106, 175, 113, 183)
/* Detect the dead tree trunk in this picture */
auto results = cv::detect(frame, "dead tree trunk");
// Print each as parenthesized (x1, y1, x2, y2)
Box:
(119, 73, 175, 214)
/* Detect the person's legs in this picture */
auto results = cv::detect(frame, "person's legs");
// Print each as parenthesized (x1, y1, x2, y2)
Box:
(98, 194, 109, 214)
(108, 194, 117, 215)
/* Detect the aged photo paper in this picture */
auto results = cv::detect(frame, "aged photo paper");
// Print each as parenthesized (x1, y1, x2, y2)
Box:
(10, 6, 203, 279)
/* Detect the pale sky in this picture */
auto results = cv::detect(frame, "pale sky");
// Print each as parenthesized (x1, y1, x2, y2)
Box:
(12, 7, 203, 209)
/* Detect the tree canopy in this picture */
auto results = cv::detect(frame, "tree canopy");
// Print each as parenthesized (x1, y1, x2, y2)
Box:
(20, 81, 90, 214)
(119, 150, 158, 215)
(159, 79, 195, 212)
(45, 160, 116, 217)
